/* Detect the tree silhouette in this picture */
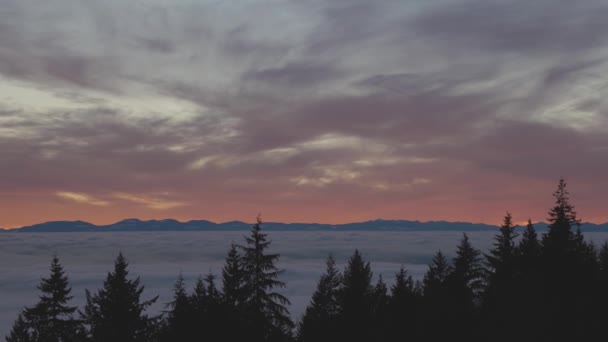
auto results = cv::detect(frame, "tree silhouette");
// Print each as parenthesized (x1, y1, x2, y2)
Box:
(298, 254, 341, 342)
(337, 250, 374, 342)
(81, 253, 158, 342)
(482, 213, 519, 340)
(6, 314, 32, 342)
(387, 267, 419, 341)
(160, 274, 195, 342)
(237, 217, 293, 342)
(7, 256, 83, 342)
(448, 233, 483, 340)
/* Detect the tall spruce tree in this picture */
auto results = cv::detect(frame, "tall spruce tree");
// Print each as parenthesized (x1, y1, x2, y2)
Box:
(81, 253, 158, 342)
(371, 275, 390, 341)
(6, 314, 32, 342)
(237, 217, 293, 342)
(337, 250, 374, 342)
(482, 213, 519, 340)
(7, 256, 82, 342)
(387, 267, 419, 341)
(298, 254, 341, 342)
(540, 179, 587, 340)
(543, 178, 580, 253)
(222, 244, 246, 307)
(518, 219, 541, 271)
(421, 251, 452, 341)
(448, 234, 483, 340)
(160, 274, 195, 342)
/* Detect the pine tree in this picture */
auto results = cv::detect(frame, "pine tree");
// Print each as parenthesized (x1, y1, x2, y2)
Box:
(371, 275, 390, 341)
(10, 256, 83, 342)
(237, 217, 293, 342)
(518, 219, 541, 271)
(543, 178, 579, 253)
(6, 314, 32, 342)
(540, 179, 586, 340)
(421, 251, 452, 341)
(222, 244, 246, 307)
(298, 254, 341, 342)
(482, 213, 520, 340)
(81, 253, 158, 342)
(387, 267, 419, 341)
(160, 274, 195, 342)
(448, 234, 483, 340)
(337, 250, 374, 342)
(422, 251, 451, 298)
(485, 212, 518, 279)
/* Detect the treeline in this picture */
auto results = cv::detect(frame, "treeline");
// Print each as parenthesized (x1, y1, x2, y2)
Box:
(7, 179, 608, 341)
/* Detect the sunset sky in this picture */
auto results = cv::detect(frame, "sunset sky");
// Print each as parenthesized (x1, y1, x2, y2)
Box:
(1, 0, 607, 228)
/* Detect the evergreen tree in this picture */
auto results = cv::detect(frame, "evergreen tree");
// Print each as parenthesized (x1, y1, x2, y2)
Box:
(337, 250, 374, 342)
(237, 217, 293, 342)
(421, 251, 452, 341)
(386, 267, 419, 341)
(160, 274, 195, 342)
(518, 219, 541, 270)
(422, 251, 451, 298)
(222, 244, 246, 307)
(540, 179, 586, 340)
(371, 275, 390, 341)
(485, 212, 518, 279)
(8, 256, 83, 342)
(298, 254, 341, 342)
(6, 315, 32, 342)
(448, 234, 483, 340)
(543, 178, 579, 253)
(81, 253, 158, 342)
(482, 213, 519, 340)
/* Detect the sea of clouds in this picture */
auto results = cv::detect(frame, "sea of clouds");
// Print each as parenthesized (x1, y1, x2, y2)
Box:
(2, 231, 608, 336)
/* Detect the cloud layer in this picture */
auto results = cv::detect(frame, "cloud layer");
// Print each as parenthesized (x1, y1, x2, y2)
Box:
(2, 230, 608, 336)
(1, 0, 607, 227)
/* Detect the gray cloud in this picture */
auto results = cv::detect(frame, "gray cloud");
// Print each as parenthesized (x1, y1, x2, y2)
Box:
(0, 0, 607, 226)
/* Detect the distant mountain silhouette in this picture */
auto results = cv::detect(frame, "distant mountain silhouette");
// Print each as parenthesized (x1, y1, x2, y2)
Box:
(2, 218, 608, 232)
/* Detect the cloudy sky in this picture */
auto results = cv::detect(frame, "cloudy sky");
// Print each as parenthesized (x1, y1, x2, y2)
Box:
(1, 0, 607, 228)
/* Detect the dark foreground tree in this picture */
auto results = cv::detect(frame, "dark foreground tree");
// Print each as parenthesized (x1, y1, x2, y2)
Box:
(81, 253, 158, 342)
(421, 251, 452, 341)
(386, 267, 419, 341)
(482, 213, 519, 340)
(448, 234, 483, 340)
(6, 314, 32, 342)
(238, 217, 293, 342)
(159, 275, 195, 342)
(336, 250, 374, 342)
(298, 254, 341, 342)
(7, 256, 82, 342)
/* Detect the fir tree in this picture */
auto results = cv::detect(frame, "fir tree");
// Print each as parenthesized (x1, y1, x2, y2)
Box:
(6, 314, 32, 342)
(9, 256, 83, 342)
(371, 275, 390, 341)
(448, 234, 483, 340)
(298, 254, 341, 342)
(387, 267, 419, 341)
(543, 178, 579, 253)
(337, 250, 374, 342)
(485, 212, 518, 279)
(222, 244, 246, 307)
(482, 213, 520, 340)
(237, 217, 293, 342)
(421, 251, 452, 341)
(160, 274, 195, 342)
(81, 253, 158, 342)
(422, 251, 451, 298)
(518, 219, 541, 270)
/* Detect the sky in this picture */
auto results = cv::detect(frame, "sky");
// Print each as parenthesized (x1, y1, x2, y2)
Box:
(1, 0, 608, 228)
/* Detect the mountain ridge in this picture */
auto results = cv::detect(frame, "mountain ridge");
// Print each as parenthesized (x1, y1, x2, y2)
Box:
(2, 219, 608, 232)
